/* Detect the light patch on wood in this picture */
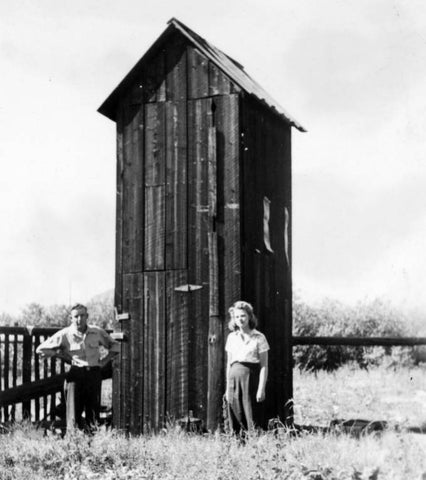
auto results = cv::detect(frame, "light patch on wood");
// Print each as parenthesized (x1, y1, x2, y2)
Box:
(263, 196, 273, 253)
(284, 207, 289, 266)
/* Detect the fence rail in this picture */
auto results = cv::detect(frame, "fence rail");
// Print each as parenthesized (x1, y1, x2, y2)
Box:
(292, 336, 426, 347)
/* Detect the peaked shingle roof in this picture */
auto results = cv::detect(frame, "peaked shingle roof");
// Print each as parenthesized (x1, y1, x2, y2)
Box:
(98, 18, 306, 132)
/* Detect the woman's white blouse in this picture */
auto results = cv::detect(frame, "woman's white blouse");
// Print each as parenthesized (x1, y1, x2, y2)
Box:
(225, 329, 269, 364)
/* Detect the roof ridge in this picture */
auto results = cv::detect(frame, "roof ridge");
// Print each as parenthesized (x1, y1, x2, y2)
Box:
(98, 18, 306, 132)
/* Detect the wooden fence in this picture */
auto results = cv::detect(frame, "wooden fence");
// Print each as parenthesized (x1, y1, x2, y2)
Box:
(293, 336, 426, 346)
(0, 326, 66, 423)
(1, 325, 426, 426)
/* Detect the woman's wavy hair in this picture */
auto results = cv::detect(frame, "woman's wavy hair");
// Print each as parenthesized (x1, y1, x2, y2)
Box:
(228, 301, 258, 331)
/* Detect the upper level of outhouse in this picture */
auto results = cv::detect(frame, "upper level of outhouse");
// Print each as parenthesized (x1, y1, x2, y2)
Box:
(98, 17, 305, 132)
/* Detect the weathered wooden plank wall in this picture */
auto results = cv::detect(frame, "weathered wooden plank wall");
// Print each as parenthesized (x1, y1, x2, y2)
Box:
(112, 105, 123, 428)
(240, 96, 293, 424)
(113, 33, 295, 431)
(165, 101, 187, 270)
(123, 103, 144, 274)
(216, 95, 241, 312)
(166, 33, 187, 102)
(143, 272, 166, 431)
(166, 270, 189, 420)
(187, 97, 211, 420)
(123, 274, 144, 433)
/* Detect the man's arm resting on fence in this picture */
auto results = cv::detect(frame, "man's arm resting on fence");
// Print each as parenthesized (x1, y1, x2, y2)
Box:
(36, 331, 72, 363)
(37, 347, 73, 364)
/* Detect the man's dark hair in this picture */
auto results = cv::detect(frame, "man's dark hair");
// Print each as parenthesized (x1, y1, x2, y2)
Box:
(70, 303, 88, 313)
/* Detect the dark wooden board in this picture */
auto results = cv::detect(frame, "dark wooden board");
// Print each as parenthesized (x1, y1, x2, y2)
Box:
(188, 46, 209, 99)
(166, 33, 187, 102)
(215, 95, 241, 312)
(187, 98, 212, 421)
(208, 61, 232, 96)
(122, 103, 144, 273)
(144, 272, 166, 431)
(144, 50, 166, 103)
(122, 273, 144, 434)
(165, 101, 187, 270)
(166, 270, 189, 421)
(144, 186, 165, 271)
(144, 102, 166, 187)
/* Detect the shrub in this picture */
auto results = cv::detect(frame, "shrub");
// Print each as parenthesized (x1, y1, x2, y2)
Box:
(293, 297, 417, 371)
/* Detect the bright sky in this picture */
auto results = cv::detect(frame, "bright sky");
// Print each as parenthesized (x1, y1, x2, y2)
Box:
(1, 0, 426, 314)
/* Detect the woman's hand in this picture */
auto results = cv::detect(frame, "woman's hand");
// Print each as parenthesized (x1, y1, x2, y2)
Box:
(256, 389, 265, 402)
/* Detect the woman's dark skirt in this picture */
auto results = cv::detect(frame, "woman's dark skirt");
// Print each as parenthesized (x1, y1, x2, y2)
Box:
(227, 362, 264, 433)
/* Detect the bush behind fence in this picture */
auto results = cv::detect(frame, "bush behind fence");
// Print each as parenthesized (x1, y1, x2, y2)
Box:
(293, 297, 425, 371)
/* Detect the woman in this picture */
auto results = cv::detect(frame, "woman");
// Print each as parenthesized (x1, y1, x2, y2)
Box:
(225, 301, 269, 434)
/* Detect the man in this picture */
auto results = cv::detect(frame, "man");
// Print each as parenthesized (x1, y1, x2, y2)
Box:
(36, 303, 119, 431)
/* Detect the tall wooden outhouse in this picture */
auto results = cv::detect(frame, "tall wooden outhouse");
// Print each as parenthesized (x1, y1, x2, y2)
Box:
(98, 18, 305, 434)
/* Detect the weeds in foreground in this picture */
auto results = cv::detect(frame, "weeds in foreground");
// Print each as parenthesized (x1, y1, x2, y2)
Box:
(1, 422, 426, 480)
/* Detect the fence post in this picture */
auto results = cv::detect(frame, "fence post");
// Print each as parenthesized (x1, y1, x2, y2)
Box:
(66, 381, 76, 428)
(22, 330, 32, 419)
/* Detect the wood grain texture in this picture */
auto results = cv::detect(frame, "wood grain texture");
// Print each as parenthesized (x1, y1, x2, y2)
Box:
(144, 186, 165, 271)
(123, 273, 144, 434)
(206, 126, 223, 430)
(215, 95, 241, 312)
(165, 101, 187, 270)
(166, 270, 189, 421)
(115, 106, 124, 312)
(166, 33, 187, 102)
(144, 272, 166, 431)
(187, 98, 211, 422)
(188, 47, 209, 99)
(119, 314, 131, 431)
(122, 103, 144, 273)
(145, 102, 166, 187)
(207, 232, 223, 430)
(208, 61, 232, 96)
(144, 50, 166, 103)
(22, 332, 32, 418)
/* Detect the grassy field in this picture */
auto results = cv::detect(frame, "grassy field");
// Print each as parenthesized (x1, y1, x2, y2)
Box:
(293, 364, 426, 428)
(1, 365, 426, 479)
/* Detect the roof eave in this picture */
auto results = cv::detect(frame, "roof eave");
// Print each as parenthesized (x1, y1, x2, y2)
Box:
(98, 18, 307, 132)
(169, 18, 306, 132)
(97, 23, 177, 121)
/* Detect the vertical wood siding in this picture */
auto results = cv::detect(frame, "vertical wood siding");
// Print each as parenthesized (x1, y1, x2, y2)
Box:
(165, 101, 187, 270)
(187, 97, 211, 421)
(122, 273, 144, 434)
(115, 108, 124, 312)
(240, 96, 293, 424)
(215, 95, 241, 312)
(208, 62, 231, 96)
(188, 47, 209, 99)
(113, 37, 295, 432)
(143, 272, 166, 431)
(166, 33, 187, 102)
(145, 51, 166, 103)
(122, 103, 144, 274)
(166, 270, 189, 420)
(144, 102, 166, 271)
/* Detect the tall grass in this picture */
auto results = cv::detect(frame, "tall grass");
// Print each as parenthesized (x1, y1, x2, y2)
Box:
(2, 364, 426, 479)
(1, 423, 426, 479)
(293, 364, 426, 428)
